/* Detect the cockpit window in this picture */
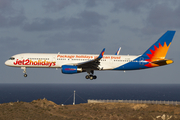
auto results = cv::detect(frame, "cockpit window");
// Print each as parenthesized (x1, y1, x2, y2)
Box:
(9, 57, 15, 60)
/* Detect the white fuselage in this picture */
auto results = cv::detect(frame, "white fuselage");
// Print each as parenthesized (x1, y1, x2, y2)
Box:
(4, 31, 175, 79)
(5, 53, 139, 70)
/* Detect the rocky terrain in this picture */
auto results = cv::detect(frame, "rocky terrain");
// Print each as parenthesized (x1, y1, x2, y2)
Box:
(0, 98, 180, 120)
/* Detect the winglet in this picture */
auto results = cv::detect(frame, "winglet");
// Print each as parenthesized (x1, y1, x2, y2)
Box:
(98, 48, 105, 59)
(115, 47, 121, 55)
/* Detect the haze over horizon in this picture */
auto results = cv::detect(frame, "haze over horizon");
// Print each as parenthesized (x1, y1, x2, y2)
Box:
(1, 0, 180, 84)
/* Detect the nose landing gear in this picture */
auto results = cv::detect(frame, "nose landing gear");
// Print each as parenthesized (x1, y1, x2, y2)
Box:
(21, 67, 27, 77)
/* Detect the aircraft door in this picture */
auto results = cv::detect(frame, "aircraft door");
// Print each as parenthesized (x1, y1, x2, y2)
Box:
(52, 56, 57, 67)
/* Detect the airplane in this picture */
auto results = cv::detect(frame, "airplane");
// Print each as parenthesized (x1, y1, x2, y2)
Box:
(5, 31, 175, 80)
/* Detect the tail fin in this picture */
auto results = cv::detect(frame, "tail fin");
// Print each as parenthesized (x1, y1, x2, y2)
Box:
(141, 31, 176, 61)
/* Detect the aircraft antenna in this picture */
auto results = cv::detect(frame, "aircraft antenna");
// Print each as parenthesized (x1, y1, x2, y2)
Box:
(63, 90, 86, 105)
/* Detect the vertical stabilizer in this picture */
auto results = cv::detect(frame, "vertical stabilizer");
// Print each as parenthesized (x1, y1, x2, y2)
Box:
(142, 31, 175, 61)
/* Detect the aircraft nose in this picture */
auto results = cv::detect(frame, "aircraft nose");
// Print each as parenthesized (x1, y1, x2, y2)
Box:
(5, 60, 10, 66)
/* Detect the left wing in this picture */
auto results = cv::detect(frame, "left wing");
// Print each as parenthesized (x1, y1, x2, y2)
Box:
(76, 48, 105, 70)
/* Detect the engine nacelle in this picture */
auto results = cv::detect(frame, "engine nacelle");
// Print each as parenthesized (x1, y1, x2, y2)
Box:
(61, 65, 82, 74)
(97, 65, 103, 70)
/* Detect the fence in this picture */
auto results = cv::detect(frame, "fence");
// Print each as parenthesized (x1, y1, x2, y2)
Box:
(87, 99, 180, 105)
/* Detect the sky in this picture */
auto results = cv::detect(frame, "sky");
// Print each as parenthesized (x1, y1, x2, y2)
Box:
(1, 0, 180, 84)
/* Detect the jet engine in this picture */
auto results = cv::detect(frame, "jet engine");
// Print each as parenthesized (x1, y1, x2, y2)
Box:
(61, 65, 82, 74)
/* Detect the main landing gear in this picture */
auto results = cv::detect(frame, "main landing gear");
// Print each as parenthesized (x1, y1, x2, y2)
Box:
(85, 70, 97, 80)
(21, 67, 27, 77)
(85, 75, 97, 80)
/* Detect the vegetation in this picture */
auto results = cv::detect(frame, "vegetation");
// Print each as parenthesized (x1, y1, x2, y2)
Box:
(0, 98, 179, 120)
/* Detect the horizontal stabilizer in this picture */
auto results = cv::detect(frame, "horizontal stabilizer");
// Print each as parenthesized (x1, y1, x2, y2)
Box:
(151, 59, 173, 66)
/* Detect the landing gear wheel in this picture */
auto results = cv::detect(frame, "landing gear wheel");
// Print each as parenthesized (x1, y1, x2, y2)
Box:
(90, 75, 94, 80)
(93, 75, 97, 79)
(85, 75, 90, 79)
(24, 74, 27, 77)
(86, 70, 97, 80)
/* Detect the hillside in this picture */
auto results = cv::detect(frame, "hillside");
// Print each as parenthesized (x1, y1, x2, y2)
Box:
(0, 98, 180, 120)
